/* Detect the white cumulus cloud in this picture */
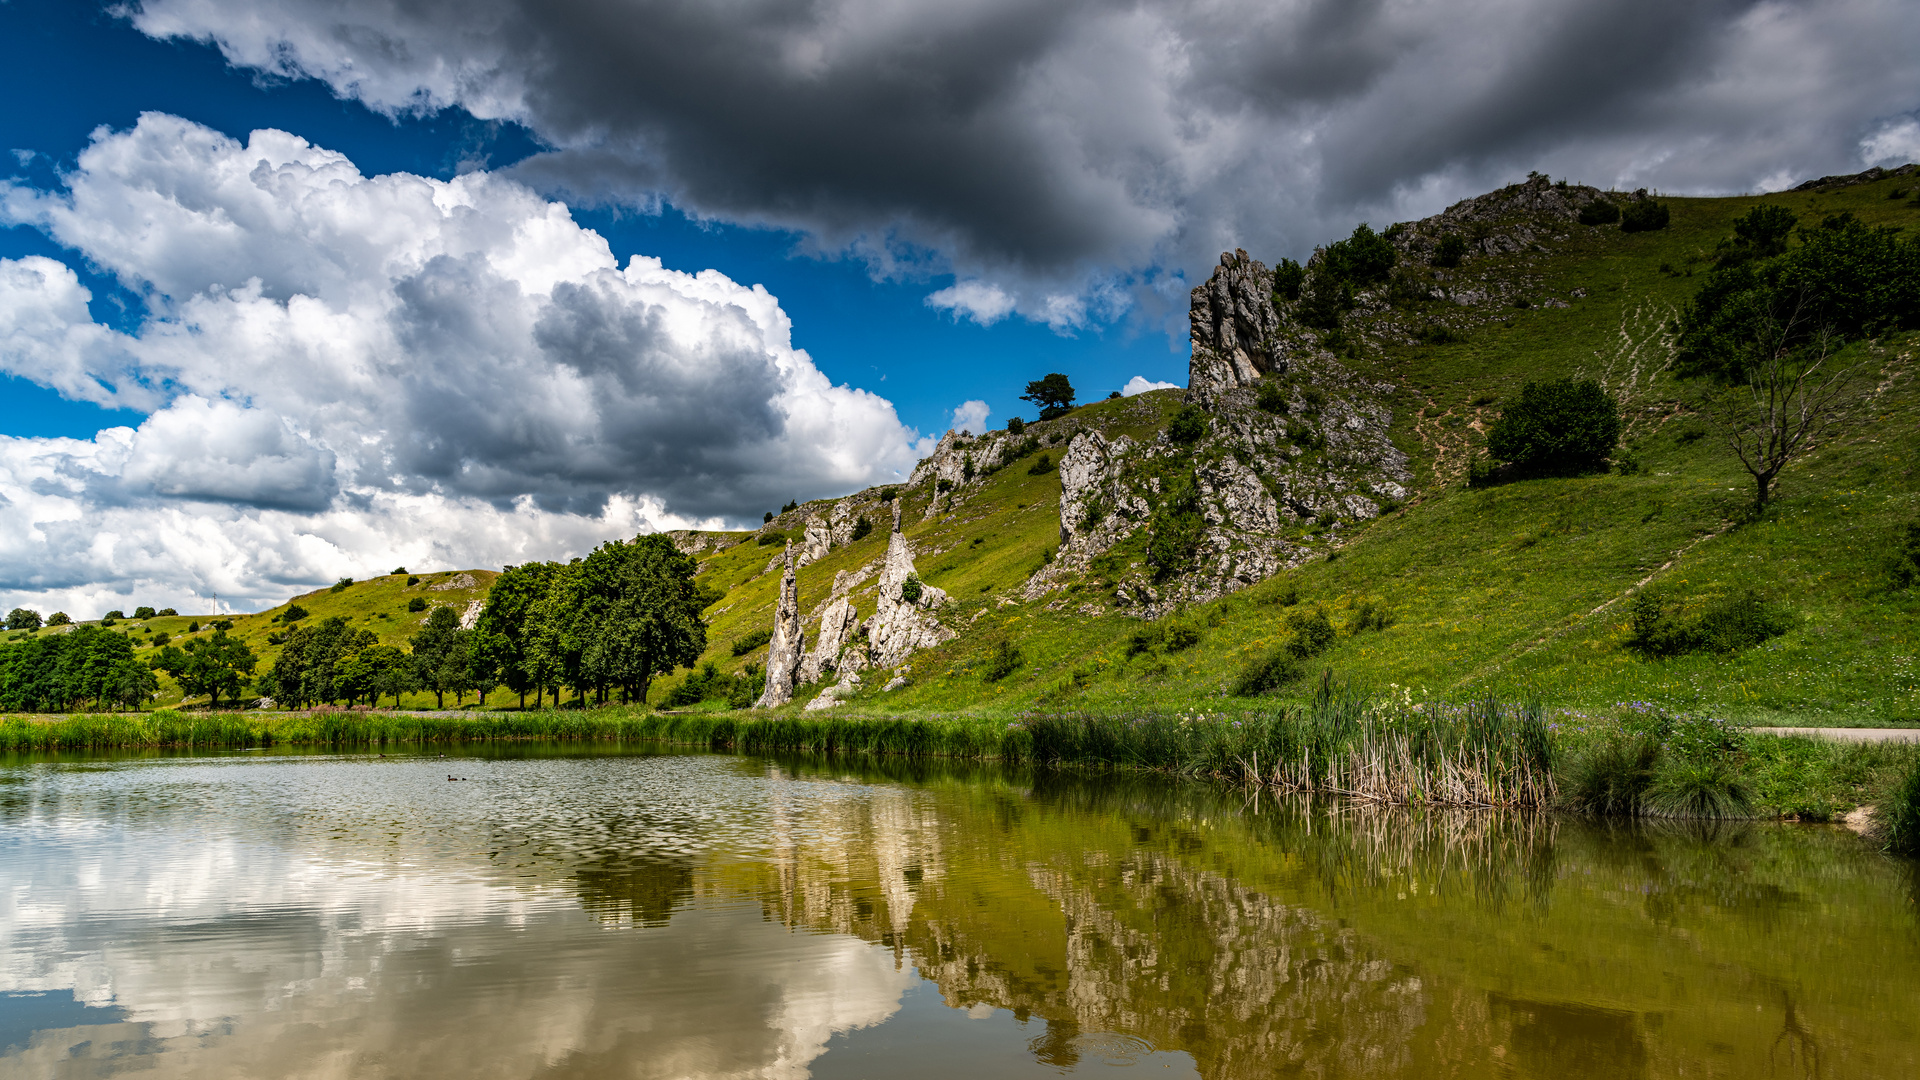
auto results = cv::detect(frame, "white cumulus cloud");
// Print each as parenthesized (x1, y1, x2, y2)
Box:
(1121, 375, 1179, 397)
(947, 400, 990, 436)
(925, 281, 1016, 326)
(0, 114, 934, 614)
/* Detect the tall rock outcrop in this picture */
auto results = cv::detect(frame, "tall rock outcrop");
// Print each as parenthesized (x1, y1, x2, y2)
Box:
(753, 542, 806, 708)
(865, 501, 955, 670)
(798, 514, 832, 568)
(1187, 249, 1285, 400)
(797, 597, 862, 686)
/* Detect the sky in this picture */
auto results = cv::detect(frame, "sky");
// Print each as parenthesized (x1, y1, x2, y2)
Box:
(0, 0, 1916, 616)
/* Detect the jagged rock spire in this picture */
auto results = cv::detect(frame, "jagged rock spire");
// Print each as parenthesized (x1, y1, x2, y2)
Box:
(753, 541, 806, 708)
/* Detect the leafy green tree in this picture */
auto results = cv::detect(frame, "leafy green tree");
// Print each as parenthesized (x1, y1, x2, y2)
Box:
(108, 660, 158, 711)
(1146, 476, 1205, 581)
(1715, 205, 1797, 266)
(410, 605, 466, 708)
(46, 612, 71, 626)
(133, 606, 157, 619)
(1271, 257, 1306, 301)
(473, 561, 559, 708)
(1167, 405, 1208, 445)
(265, 616, 376, 707)
(568, 536, 710, 704)
(1318, 222, 1396, 287)
(1619, 196, 1670, 233)
(1486, 379, 1621, 476)
(1431, 234, 1468, 268)
(1020, 373, 1077, 420)
(152, 629, 257, 709)
(337, 644, 414, 708)
(7, 608, 41, 631)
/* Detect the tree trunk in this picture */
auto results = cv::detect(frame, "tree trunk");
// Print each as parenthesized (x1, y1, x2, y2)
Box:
(519, 691, 526, 709)
(435, 689, 444, 708)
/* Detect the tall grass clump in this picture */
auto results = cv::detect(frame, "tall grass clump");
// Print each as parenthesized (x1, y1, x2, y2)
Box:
(1023, 685, 1555, 807)
(1561, 710, 1752, 819)
(1880, 759, 1920, 857)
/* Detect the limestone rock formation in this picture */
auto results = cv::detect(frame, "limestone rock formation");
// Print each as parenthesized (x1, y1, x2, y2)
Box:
(798, 515, 832, 568)
(752, 543, 806, 708)
(797, 597, 862, 686)
(1188, 249, 1282, 399)
(865, 502, 955, 670)
(803, 671, 861, 711)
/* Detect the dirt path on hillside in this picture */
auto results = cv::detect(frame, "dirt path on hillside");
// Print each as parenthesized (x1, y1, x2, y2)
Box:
(1748, 727, 1920, 742)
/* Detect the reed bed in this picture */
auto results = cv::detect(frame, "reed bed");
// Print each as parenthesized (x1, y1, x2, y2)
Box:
(1023, 687, 1556, 807)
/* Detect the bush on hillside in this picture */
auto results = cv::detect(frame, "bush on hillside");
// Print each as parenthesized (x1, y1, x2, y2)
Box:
(756, 530, 788, 546)
(104, 610, 125, 621)
(1431, 233, 1468, 267)
(46, 612, 71, 626)
(1320, 223, 1397, 286)
(1027, 453, 1054, 475)
(1271, 257, 1305, 302)
(158, 608, 177, 616)
(134, 606, 156, 619)
(1891, 520, 1920, 588)
(981, 639, 1024, 682)
(1624, 589, 1793, 658)
(407, 597, 429, 613)
(1255, 380, 1288, 414)
(406, 575, 420, 586)
(1715, 204, 1797, 267)
(731, 627, 773, 656)
(331, 578, 354, 593)
(851, 515, 873, 542)
(1146, 478, 1205, 581)
(1006, 416, 1026, 435)
(1577, 199, 1620, 226)
(7, 608, 41, 631)
(1619, 196, 1671, 233)
(900, 573, 923, 605)
(1347, 600, 1395, 634)
(1486, 378, 1621, 476)
(283, 604, 308, 622)
(1168, 405, 1208, 445)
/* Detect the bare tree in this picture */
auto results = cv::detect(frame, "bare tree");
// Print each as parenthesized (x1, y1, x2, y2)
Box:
(1707, 301, 1862, 511)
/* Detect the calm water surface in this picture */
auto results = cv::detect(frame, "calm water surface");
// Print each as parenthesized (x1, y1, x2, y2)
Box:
(1, 746, 1916, 1079)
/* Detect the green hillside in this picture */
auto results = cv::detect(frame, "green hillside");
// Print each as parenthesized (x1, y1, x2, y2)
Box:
(3, 569, 495, 708)
(671, 169, 1920, 725)
(6, 170, 1915, 724)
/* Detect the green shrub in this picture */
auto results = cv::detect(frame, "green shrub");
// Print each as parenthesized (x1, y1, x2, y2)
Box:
(1486, 378, 1621, 475)
(1285, 607, 1337, 660)
(900, 573, 923, 605)
(851, 515, 873, 542)
(406, 575, 420, 586)
(133, 606, 156, 620)
(331, 578, 354, 593)
(151, 632, 170, 647)
(1255, 380, 1288, 414)
(1577, 199, 1620, 226)
(1890, 520, 1920, 588)
(103, 609, 125, 621)
(158, 608, 177, 616)
(756, 530, 788, 547)
(781, 499, 799, 513)
(1714, 204, 1796, 267)
(1563, 734, 1661, 814)
(1271, 257, 1305, 302)
(1168, 405, 1208, 445)
(1619, 196, 1670, 233)
(1417, 323, 1464, 345)
(667, 662, 723, 707)
(283, 604, 308, 622)
(1231, 648, 1302, 695)
(1028, 453, 1054, 475)
(1431, 233, 1468, 268)
(1347, 600, 1395, 633)
(1006, 416, 1026, 435)
(1319, 222, 1396, 287)
(1146, 478, 1205, 581)
(1880, 759, 1920, 857)
(46, 612, 71, 626)
(936, 478, 954, 494)
(187, 621, 199, 633)
(1647, 758, 1753, 819)
(1163, 622, 1202, 651)
(407, 597, 428, 613)
(981, 640, 1024, 682)
(100, 616, 116, 627)
(1625, 589, 1792, 657)
(731, 628, 773, 656)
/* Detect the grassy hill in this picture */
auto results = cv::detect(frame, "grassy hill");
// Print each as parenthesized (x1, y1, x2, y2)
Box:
(671, 169, 1920, 726)
(7, 170, 1916, 724)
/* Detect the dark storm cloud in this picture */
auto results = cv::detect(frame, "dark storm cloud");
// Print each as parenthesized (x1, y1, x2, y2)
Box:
(131, 0, 1920, 316)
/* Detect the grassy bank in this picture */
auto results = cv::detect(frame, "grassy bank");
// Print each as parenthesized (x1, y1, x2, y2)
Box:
(8, 696, 1916, 829)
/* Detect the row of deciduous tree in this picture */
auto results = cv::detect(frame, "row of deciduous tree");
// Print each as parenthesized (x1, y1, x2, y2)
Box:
(0, 625, 159, 712)
(471, 534, 710, 708)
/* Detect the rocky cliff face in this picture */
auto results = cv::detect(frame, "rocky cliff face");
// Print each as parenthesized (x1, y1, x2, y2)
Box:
(864, 501, 955, 670)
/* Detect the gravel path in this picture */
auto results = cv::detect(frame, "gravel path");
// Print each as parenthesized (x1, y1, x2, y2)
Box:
(1748, 727, 1920, 743)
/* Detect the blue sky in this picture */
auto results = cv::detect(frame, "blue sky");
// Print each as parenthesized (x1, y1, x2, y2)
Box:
(0, 0, 1182, 446)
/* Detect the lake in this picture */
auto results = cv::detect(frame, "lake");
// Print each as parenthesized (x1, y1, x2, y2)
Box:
(2, 746, 1915, 1078)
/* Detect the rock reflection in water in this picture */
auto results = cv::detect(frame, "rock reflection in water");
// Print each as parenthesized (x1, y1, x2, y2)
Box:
(1, 749, 1917, 1079)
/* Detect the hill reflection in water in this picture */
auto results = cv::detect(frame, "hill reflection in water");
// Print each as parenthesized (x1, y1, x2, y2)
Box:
(0, 747, 1914, 1079)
